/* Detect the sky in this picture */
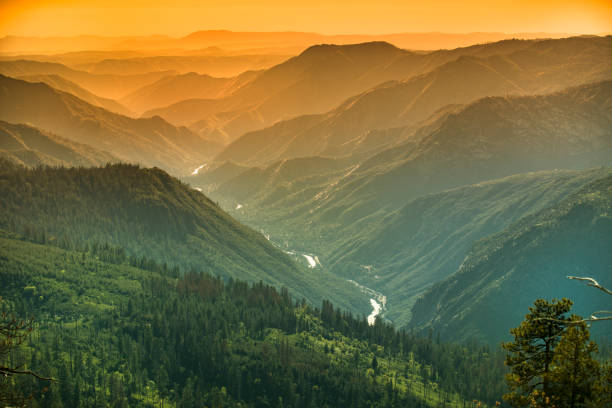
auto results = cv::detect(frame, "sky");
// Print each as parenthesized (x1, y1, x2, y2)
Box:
(1, 0, 611, 37)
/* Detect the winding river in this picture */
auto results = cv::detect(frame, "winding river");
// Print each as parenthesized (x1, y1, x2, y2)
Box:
(256, 227, 386, 325)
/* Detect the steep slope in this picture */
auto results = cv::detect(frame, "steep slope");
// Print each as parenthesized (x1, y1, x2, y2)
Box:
(0, 162, 367, 313)
(409, 173, 612, 345)
(299, 81, 612, 225)
(0, 59, 176, 99)
(0, 120, 117, 167)
(16, 73, 133, 115)
(210, 81, 612, 228)
(144, 42, 411, 140)
(202, 83, 612, 327)
(0, 75, 221, 175)
(325, 168, 612, 326)
(120, 71, 258, 114)
(216, 36, 612, 166)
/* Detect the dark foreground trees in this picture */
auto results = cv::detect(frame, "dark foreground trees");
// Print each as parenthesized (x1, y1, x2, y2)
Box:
(503, 298, 611, 408)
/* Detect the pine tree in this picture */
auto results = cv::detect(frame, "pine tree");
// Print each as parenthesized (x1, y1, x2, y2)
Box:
(502, 298, 572, 407)
(587, 357, 612, 408)
(549, 319, 599, 408)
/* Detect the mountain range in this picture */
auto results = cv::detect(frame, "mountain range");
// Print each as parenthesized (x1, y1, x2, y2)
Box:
(196, 79, 612, 334)
(0, 75, 221, 174)
(214, 36, 612, 166)
(0, 120, 117, 167)
(2, 34, 611, 350)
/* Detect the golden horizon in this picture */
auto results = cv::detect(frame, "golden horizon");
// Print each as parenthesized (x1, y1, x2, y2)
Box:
(1, 0, 611, 38)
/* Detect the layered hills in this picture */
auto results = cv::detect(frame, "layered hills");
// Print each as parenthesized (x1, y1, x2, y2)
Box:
(291, 81, 612, 225)
(207, 81, 612, 225)
(143, 42, 413, 140)
(0, 75, 221, 174)
(0, 59, 176, 99)
(216, 36, 612, 166)
(409, 172, 612, 344)
(0, 120, 117, 167)
(120, 71, 258, 115)
(197, 81, 612, 328)
(16, 73, 132, 115)
(76, 53, 289, 77)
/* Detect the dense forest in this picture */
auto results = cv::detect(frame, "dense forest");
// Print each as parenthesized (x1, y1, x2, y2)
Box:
(0, 159, 366, 313)
(0, 230, 508, 407)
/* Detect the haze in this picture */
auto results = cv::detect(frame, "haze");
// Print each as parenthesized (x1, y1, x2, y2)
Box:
(2, 0, 611, 37)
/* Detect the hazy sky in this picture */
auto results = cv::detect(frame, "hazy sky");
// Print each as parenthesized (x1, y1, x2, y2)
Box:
(1, 0, 611, 37)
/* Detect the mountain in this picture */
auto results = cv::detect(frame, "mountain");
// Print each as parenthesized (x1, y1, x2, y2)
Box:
(199, 82, 612, 326)
(0, 162, 367, 313)
(324, 168, 612, 327)
(16, 73, 132, 115)
(0, 120, 117, 167)
(284, 81, 612, 225)
(215, 36, 612, 166)
(209, 81, 612, 226)
(0, 75, 221, 175)
(76, 54, 289, 76)
(120, 71, 258, 114)
(206, 167, 611, 328)
(143, 42, 412, 140)
(187, 160, 252, 190)
(409, 172, 612, 345)
(0, 59, 176, 99)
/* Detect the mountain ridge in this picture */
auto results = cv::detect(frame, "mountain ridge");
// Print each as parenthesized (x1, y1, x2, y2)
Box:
(409, 172, 612, 344)
(0, 75, 221, 174)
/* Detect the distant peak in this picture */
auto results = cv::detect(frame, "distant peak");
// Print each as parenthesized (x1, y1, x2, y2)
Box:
(299, 41, 400, 58)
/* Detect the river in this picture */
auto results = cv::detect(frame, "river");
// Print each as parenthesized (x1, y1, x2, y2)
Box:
(257, 228, 385, 325)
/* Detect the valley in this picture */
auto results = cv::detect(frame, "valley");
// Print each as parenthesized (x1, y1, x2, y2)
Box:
(1, 18, 611, 407)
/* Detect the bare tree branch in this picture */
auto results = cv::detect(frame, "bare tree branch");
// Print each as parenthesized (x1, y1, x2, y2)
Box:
(0, 366, 55, 381)
(535, 277, 612, 325)
(567, 276, 612, 296)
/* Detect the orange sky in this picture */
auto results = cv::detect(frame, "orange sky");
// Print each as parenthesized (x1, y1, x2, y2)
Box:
(1, 0, 611, 37)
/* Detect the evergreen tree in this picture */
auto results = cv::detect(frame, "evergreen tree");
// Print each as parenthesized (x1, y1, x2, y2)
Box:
(588, 357, 612, 408)
(502, 298, 572, 407)
(549, 320, 599, 408)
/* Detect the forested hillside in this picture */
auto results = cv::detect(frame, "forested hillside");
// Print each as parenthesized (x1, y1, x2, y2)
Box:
(0, 161, 366, 312)
(0, 231, 507, 407)
(410, 172, 612, 344)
